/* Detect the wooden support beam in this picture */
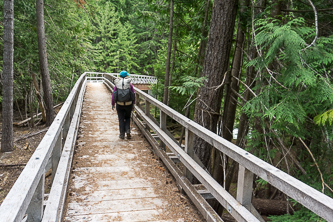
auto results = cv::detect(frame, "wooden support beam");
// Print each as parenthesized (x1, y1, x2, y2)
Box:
(26, 173, 45, 222)
(237, 166, 265, 222)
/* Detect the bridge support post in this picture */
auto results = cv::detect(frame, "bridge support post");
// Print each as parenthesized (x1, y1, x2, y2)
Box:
(51, 130, 63, 183)
(185, 128, 194, 182)
(160, 111, 167, 151)
(26, 173, 45, 222)
(63, 112, 70, 146)
(237, 165, 265, 222)
(145, 100, 150, 116)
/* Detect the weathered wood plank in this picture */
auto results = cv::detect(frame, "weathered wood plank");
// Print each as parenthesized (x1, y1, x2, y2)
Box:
(133, 111, 224, 222)
(64, 209, 165, 222)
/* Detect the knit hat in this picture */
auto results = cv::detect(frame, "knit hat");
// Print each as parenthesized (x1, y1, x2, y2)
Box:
(120, 70, 129, 78)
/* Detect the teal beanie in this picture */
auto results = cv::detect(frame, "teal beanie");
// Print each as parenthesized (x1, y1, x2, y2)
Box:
(120, 70, 129, 78)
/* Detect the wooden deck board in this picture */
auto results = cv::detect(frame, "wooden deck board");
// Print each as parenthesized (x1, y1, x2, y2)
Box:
(63, 83, 194, 221)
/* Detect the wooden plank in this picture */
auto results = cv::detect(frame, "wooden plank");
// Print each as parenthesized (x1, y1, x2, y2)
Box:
(68, 188, 158, 202)
(132, 112, 224, 222)
(64, 209, 164, 222)
(0, 73, 86, 222)
(133, 87, 333, 221)
(134, 106, 258, 222)
(97, 179, 154, 190)
(42, 80, 87, 222)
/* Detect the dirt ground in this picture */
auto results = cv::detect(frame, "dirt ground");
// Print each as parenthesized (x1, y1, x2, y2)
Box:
(0, 124, 49, 205)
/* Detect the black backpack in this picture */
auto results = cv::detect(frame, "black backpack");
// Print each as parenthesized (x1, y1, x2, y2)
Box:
(114, 78, 135, 103)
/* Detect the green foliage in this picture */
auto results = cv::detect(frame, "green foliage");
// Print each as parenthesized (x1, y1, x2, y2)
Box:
(314, 109, 333, 126)
(169, 76, 206, 95)
(244, 16, 333, 135)
(269, 207, 325, 222)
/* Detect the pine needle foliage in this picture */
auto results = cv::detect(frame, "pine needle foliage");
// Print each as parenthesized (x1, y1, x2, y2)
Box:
(244, 16, 333, 136)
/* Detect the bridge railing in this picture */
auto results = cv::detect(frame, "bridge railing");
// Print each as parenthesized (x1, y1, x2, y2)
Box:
(0, 73, 87, 222)
(101, 73, 333, 222)
(85, 71, 157, 84)
(1, 72, 332, 222)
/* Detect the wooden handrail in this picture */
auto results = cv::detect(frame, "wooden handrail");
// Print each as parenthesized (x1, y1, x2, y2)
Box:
(101, 73, 333, 221)
(0, 73, 86, 222)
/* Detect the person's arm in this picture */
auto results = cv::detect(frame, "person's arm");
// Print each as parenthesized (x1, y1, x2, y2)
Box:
(130, 84, 135, 110)
(112, 85, 117, 109)
(130, 84, 135, 104)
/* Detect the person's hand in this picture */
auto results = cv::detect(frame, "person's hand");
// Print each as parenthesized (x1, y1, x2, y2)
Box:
(112, 105, 115, 110)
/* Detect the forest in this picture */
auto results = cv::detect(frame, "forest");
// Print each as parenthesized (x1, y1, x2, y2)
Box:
(1, 0, 333, 221)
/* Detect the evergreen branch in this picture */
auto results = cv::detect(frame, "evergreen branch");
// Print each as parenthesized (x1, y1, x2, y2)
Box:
(301, 0, 318, 51)
(299, 138, 333, 194)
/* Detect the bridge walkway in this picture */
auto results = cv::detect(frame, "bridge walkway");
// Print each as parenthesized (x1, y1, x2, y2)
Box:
(63, 83, 204, 221)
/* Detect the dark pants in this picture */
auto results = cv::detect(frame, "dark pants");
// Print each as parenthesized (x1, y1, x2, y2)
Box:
(116, 103, 133, 135)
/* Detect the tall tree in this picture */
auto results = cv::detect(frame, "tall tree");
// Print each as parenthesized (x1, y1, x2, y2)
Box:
(193, 0, 238, 167)
(36, 0, 54, 126)
(162, 0, 174, 105)
(1, 0, 14, 152)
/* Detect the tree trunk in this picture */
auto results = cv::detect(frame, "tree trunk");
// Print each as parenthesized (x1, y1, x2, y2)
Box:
(32, 73, 47, 123)
(193, 0, 237, 168)
(1, 0, 14, 152)
(167, 19, 177, 106)
(36, 0, 55, 126)
(195, 0, 211, 77)
(163, 0, 174, 105)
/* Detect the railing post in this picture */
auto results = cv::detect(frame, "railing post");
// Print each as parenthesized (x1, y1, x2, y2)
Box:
(144, 99, 151, 131)
(185, 128, 194, 182)
(135, 93, 140, 107)
(51, 130, 63, 183)
(160, 110, 167, 150)
(236, 165, 253, 208)
(62, 113, 70, 146)
(26, 173, 45, 222)
(145, 99, 150, 115)
(237, 165, 265, 222)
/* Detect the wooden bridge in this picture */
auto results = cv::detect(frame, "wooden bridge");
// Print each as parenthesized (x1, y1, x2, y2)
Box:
(0, 72, 332, 222)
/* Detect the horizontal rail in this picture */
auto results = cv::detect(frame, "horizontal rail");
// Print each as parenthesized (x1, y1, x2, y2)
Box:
(0, 73, 87, 222)
(86, 72, 157, 84)
(42, 79, 86, 221)
(102, 73, 333, 221)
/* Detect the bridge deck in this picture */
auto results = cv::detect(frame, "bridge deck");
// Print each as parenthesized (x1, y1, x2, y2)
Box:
(63, 83, 204, 222)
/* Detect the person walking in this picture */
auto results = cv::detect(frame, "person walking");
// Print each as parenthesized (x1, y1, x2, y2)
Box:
(112, 71, 135, 139)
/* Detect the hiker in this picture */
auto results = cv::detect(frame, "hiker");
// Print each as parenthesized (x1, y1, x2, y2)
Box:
(112, 70, 135, 139)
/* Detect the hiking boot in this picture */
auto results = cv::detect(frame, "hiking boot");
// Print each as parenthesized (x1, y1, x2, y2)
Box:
(119, 134, 125, 139)
(126, 133, 131, 139)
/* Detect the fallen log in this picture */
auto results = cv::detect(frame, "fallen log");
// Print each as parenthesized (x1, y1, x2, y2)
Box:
(13, 102, 63, 126)
(14, 127, 49, 143)
(252, 198, 288, 216)
(0, 163, 26, 168)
